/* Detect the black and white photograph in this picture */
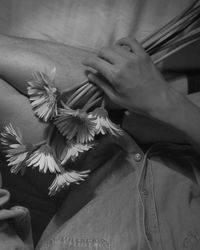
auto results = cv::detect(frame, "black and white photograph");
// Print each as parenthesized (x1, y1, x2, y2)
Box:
(0, 0, 199, 249)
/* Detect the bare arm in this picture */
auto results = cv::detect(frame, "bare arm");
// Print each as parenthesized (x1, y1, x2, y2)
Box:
(0, 78, 48, 144)
(0, 34, 94, 94)
(0, 34, 199, 147)
(0, 34, 94, 144)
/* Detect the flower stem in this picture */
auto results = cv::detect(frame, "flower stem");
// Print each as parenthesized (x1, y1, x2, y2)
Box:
(154, 37, 200, 65)
(101, 97, 106, 108)
(83, 89, 101, 110)
(61, 79, 89, 95)
(153, 26, 200, 53)
(83, 90, 102, 111)
(60, 100, 68, 108)
(47, 125, 56, 146)
(86, 97, 103, 111)
(33, 140, 47, 148)
(67, 83, 94, 107)
(59, 166, 66, 174)
(65, 81, 90, 104)
(143, 3, 200, 52)
(71, 84, 99, 109)
(146, 8, 200, 54)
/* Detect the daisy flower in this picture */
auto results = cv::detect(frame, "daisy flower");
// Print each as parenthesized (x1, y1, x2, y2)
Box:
(27, 144, 61, 173)
(61, 141, 94, 165)
(54, 106, 96, 143)
(27, 67, 59, 122)
(89, 107, 124, 136)
(48, 170, 90, 196)
(0, 124, 33, 175)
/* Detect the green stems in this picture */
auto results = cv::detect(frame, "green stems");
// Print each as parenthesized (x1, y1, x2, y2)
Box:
(47, 125, 56, 146)
(83, 90, 102, 111)
(143, 3, 200, 54)
(154, 37, 200, 65)
(33, 139, 47, 148)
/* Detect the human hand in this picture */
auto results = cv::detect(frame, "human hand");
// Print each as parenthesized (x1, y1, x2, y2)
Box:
(82, 37, 171, 116)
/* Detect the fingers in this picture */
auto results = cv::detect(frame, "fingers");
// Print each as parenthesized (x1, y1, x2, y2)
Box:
(82, 55, 114, 83)
(111, 45, 134, 59)
(116, 37, 147, 57)
(82, 44, 133, 83)
(87, 73, 116, 102)
(98, 47, 123, 64)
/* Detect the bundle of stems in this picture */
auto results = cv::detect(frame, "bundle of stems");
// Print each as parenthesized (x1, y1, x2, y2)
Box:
(66, 0, 200, 111)
(142, 0, 200, 54)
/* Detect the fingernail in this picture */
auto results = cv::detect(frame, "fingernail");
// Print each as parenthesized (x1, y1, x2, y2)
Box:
(87, 73, 93, 80)
(81, 58, 87, 65)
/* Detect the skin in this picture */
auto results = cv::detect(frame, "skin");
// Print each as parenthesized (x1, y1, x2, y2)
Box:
(82, 37, 200, 151)
(0, 34, 199, 147)
(0, 34, 93, 143)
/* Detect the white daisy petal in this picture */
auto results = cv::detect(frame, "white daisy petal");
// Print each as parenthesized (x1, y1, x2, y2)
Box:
(48, 170, 90, 196)
(27, 68, 59, 122)
(27, 144, 61, 173)
(0, 124, 32, 175)
(61, 141, 94, 165)
(89, 108, 124, 137)
(55, 107, 96, 143)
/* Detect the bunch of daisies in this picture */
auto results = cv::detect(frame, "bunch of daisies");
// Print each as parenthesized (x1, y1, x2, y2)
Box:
(1, 0, 200, 196)
(0, 68, 123, 196)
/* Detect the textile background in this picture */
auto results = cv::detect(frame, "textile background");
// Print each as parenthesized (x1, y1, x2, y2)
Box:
(0, 0, 192, 51)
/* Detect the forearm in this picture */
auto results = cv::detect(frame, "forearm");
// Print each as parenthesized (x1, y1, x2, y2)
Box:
(0, 79, 48, 144)
(0, 34, 93, 94)
(123, 76, 200, 145)
(150, 88, 200, 151)
(122, 111, 188, 144)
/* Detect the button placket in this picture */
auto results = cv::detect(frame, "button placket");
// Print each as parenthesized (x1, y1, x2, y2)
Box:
(141, 188, 149, 196)
(145, 226, 153, 242)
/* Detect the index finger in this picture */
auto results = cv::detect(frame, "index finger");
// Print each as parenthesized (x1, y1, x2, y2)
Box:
(82, 55, 114, 83)
(116, 37, 147, 57)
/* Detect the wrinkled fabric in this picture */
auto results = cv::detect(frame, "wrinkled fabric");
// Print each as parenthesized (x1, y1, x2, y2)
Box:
(0, 183, 33, 250)
(0, 0, 192, 51)
(35, 133, 200, 250)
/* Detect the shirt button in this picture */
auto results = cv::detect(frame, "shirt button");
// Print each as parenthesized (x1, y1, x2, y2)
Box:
(124, 110, 130, 116)
(134, 153, 142, 162)
(141, 189, 149, 196)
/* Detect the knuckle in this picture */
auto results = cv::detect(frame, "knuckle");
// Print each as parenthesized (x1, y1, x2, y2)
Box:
(135, 54, 149, 64)
(116, 37, 127, 45)
(110, 69, 118, 82)
(142, 53, 150, 61)
(98, 47, 109, 58)
(116, 36, 133, 47)
(123, 36, 133, 43)
(142, 51, 150, 59)
(145, 54, 151, 62)
(87, 55, 98, 65)
(113, 67, 125, 82)
(124, 59, 135, 69)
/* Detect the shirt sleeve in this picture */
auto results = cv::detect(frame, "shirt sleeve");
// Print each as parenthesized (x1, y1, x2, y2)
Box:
(187, 73, 200, 94)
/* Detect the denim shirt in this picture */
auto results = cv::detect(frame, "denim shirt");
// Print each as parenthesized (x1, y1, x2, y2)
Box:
(1, 130, 200, 249)
(34, 132, 200, 250)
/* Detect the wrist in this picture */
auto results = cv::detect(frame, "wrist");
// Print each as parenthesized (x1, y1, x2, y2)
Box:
(149, 86, 184, 122)
(149, 87, 200, 146)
